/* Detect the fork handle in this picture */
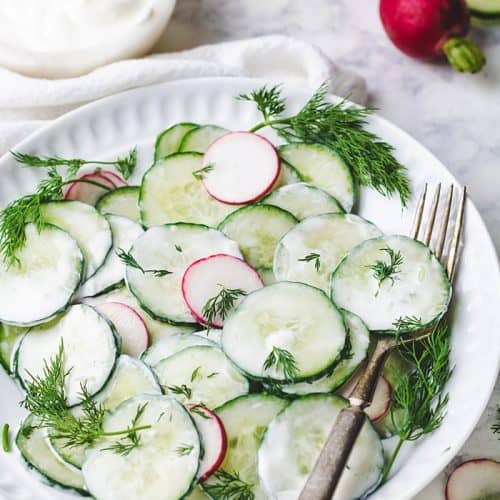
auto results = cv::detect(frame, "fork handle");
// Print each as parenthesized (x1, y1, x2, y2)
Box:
(298, 406, 366, 500)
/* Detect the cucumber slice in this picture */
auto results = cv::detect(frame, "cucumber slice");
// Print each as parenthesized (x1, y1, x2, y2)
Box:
(263, 182, 343, 220)
(0, 323, 26, 373)
(222, 282, 347, 383)
(140, 153, 236, 227)
(257, 267, 276, 286)
(126, 223, 241, 324)
(154, 345, 249, 409)
(179, 125, 227, 153)
(82, 395, 201, 500)
(194, 328, 222, 346)
(281, 310, 370, 395)
(15, 304, 119, 406)
(16, 415, 86, 494)
(278, 143, 356, 212)
(79, 215, 143, 298)
(50, 355, 161, 468)
(258, 394, 384, 500)
(141, 333, 216, 367)
(188, 487, 210, 499)
(218, 205, 297, 269)
(84, 286, 196, 343)
(204, 394, 288, 499)
(331, 235, 452, 334)
(467, 0, 500, 17)
(0, 224, 83, 326)
(96, 186, 141, 223)
(277, 159, 303, 185)
(155, 122, 199, 160)
(41, 200, 112, 280)
(274, 213, 382, 295)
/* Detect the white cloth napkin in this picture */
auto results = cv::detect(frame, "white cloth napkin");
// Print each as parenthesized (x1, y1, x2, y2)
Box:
(0, 35, 366, 156)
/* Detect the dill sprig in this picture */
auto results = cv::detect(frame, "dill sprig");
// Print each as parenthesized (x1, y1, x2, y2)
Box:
(189, 406, 210, 420)
(116, 248, 172, 277)
(392, 315, 423, 332)
(102, 403, 148, 456)
(298, 252, 321, 272)
(167, 384, 192, 399)
(263, 346, 299, 381)
(192, 165, 214, 180)
(191, 366, 202, 382)
(21, 342, 151, 453)
(240, 83, 410, 206)
(381, 321, 453, 482)
(203, 469, 255, 500)
(492, 406, 500, 437)
(202, 286, 247, 328)
(368, 247, 404, 295)
(11, 147, 137, 180)
(175, 443, 194, 456)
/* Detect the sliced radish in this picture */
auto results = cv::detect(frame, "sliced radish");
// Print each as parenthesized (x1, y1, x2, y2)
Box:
(65, 172, 116, 205)
(201, 132, 281, 205)
(446, 459, 500, 500)
(181, 253, 263, 328)
(95, 302, 149, 357)
(337, 369, 392, 422)
(99, 170, 128, 188)
(188, 404, 227, 482)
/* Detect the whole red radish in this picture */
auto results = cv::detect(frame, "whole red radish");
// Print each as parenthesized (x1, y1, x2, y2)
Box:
(380, 0, 486, 73)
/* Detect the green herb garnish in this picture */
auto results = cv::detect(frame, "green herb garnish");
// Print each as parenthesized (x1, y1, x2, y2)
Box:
(175, 443, 194, 456)
(2, 424, 10, 452)
(202, 286, 247, 329)
(203, 469, 255, 500)
(239, 83, 410, 206)
(11, 147, 137, 180)
(190, 366, 202, 383)
(190, 406, 210, 420)
(492, 406, 500, 437)
(174, 244, 183, 253)
(192, 165, 214, 180)
(116, 248, 172, 277)
(381, 321, 452, 482)
(167, 384, 192, 399)
(392, 316, 424, 332)
(368, 247, 404, 295)
(298, 252, 321, 272)
(21, 341, 151, 454)
(263, 346, 299, 381)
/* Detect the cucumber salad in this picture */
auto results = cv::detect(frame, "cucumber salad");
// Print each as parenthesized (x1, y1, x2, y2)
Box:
(0, 85, 455, 500)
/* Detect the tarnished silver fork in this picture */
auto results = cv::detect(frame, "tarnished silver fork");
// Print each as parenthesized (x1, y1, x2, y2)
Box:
(299, 184, 466, 500)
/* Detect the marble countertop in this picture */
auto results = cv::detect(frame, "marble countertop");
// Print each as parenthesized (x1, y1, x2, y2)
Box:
(158, 1, 500, 498)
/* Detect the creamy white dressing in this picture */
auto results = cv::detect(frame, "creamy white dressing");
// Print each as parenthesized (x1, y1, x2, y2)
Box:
(0, 0, 157, 53)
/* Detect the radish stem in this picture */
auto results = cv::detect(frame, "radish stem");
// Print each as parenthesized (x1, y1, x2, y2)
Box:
(442, 37, 486, 73)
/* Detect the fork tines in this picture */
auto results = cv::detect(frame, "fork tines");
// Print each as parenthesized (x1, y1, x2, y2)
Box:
(410, 183, 466, 282)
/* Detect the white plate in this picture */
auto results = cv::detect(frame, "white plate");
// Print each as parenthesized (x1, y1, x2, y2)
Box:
(0, 77, 498, 500)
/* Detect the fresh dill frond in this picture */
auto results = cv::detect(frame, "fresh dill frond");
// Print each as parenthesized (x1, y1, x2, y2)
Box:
(192, 165, 214, 180)
(392, 316, 423, 331)
(21, 341, 151, 454)
(174, 244, 183, 253)
(238, 84, 286, 122)
(298, 252, 321, 272)
(207, 371, 219, 379)
(203, 469, 255, 500)
(175, 443, 194, 456)
(263, 346, 299, 381)
(102, 403, 148, 456)
(381, 321, 452, 482)
(368, 247, 404, 295)
(189, 406, 210, 420)
(2, 424, 10, 452)
(116, 248, 172, 277)
(190, 366, 202, 383)
(492, 406, 500, 437)
(0, 168, 64, 266)
(202, 286, 247, 328)
(244, 83, 411, 206)
(167, 384, 192, 399)
(11, 147, 137, 180)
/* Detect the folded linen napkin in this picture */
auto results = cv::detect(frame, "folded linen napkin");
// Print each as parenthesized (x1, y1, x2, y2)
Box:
(0, 35, 366, 156)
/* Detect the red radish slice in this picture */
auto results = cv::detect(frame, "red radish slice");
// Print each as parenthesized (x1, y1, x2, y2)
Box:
(446, 459, 500, 500)
(201, 132, 281, 205)
(95, 302, 149, 357)
(188, 404, 227, 482)
(181, 254, 263, 328)
(99, 171, 128, 187)
(65, 172, 116, 205)
(337, 368, 392, 422)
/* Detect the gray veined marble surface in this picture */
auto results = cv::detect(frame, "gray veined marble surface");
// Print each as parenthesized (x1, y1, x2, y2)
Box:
(156, 1, 500, 498)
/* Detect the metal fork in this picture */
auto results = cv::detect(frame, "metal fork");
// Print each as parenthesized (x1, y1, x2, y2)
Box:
(299, 183, 467, 500)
